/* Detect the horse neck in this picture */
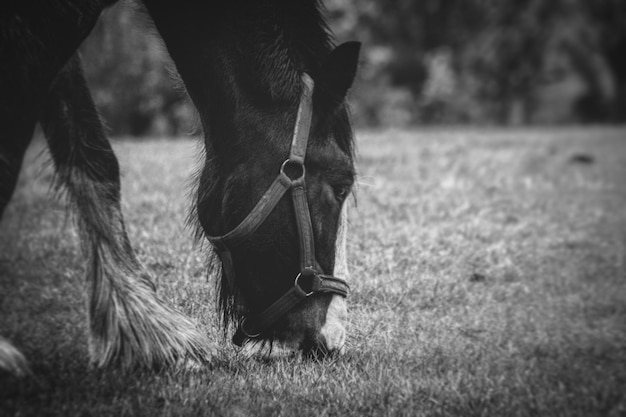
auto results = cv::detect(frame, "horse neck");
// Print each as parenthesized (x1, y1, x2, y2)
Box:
(142, 0, 331, 158)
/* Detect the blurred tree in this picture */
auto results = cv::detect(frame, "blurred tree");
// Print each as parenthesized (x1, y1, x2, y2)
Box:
(327, 0, 625, 125)
(75, 0, 624, 135)
(326, 0, 467, 125)
(79, 1, 196, 136)
(581, 0, 626, 121)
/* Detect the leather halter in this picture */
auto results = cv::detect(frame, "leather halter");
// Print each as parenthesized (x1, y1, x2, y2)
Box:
(206, 73, 350, 346)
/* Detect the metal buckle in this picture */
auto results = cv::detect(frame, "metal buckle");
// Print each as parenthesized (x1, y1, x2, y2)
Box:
(280, 159, 305, 182)
(294, 270, 321, 297)
(238, 317, 261, 339)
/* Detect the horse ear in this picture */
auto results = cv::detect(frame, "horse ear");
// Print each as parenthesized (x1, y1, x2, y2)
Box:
(315, 41, 361, 106)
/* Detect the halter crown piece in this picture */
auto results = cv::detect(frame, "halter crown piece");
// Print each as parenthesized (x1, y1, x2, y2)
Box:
(206, 73, 350, 346)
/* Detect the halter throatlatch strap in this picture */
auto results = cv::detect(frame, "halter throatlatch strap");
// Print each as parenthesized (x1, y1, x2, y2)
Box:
(212, 173, 292, 250)
(205, 73, 350, 346)
(211, 173, 292, 289)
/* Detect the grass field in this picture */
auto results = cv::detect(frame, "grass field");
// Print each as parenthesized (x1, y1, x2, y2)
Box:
(1, 127, 625, 416)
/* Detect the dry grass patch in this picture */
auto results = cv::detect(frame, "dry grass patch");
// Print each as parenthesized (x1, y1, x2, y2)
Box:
(1, 128, 625, 416)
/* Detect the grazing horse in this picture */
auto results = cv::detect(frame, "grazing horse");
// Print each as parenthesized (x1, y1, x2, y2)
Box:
(0, 0, 359, 375)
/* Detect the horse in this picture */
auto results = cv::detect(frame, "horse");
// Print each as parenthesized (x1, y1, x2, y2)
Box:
(0, 0, 360, 375)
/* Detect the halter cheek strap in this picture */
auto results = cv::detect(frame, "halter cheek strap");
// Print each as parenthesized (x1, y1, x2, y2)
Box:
(205, 73, 350, 345)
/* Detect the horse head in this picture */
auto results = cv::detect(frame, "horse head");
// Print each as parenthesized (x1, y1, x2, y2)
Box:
(196, 42, 360, 355)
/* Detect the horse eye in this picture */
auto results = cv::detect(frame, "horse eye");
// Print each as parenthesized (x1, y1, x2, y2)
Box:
(332, 185, 350, 201)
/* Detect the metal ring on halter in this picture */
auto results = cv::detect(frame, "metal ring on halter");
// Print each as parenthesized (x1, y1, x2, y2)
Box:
(239, 317, 261, 339)
(280, 159, 305, 182)
(294, 272, 316, 297)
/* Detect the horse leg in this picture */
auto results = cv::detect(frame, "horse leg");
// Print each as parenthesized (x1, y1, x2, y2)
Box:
(0, 114, 37, 376)
(39, 54, 212, 369)
(0, 135, 33, 374)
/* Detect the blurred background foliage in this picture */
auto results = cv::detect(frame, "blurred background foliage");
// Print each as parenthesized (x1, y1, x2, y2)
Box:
(80, 0, 626, 136)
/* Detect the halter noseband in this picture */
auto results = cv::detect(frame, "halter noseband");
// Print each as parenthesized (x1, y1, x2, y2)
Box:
(206, 73, 350, 346)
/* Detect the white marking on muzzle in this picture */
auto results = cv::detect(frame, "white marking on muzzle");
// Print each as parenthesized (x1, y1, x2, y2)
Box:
(320, 203, 350, 352)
